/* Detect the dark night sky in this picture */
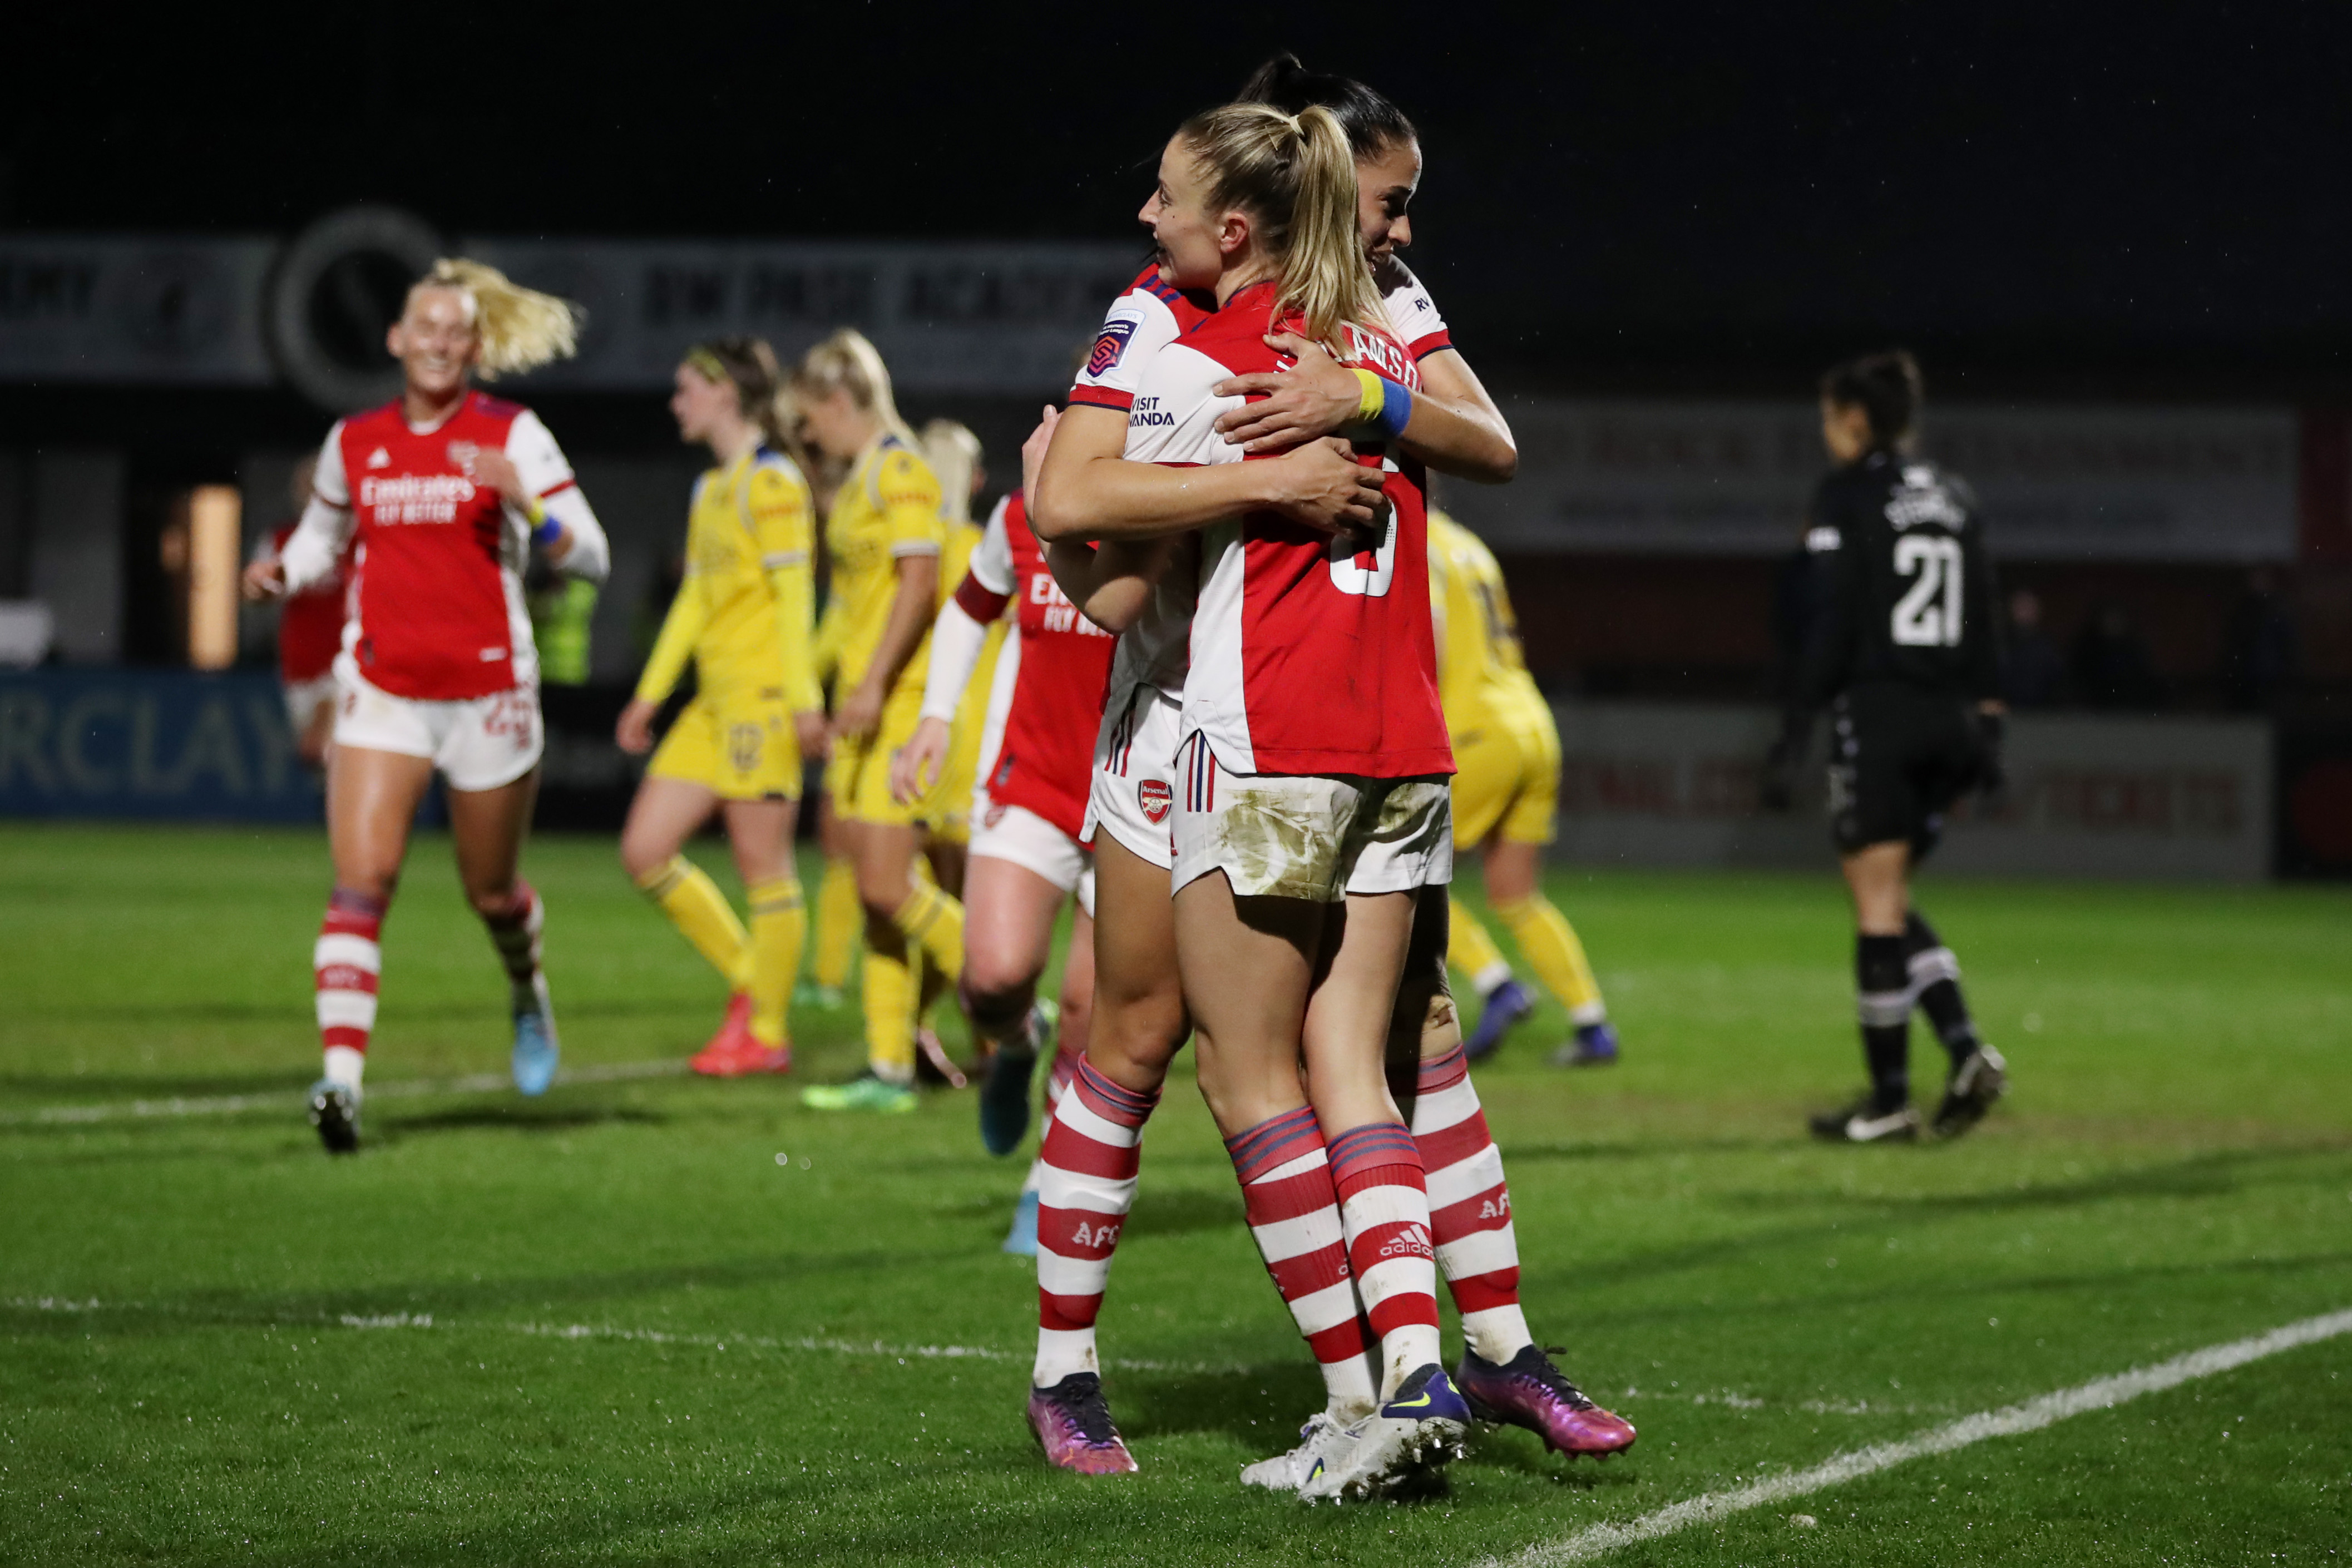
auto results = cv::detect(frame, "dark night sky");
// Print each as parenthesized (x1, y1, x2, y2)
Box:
(9, 4, 2351, 390)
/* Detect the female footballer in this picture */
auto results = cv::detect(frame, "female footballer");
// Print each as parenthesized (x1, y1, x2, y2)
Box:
(615, 338, 824, 1077)
(244, 259, 609, 1152)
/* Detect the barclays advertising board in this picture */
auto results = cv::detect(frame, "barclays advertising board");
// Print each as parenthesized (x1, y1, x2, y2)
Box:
(0, 670, 322, 822)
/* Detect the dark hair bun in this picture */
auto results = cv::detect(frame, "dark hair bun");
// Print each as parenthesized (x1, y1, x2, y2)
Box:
(1819, 349, 1924, 448)
(1235, 53, 1415, 158)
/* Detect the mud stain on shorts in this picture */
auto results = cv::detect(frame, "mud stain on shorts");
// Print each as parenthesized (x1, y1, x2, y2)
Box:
(1211, 787, 1348, 902)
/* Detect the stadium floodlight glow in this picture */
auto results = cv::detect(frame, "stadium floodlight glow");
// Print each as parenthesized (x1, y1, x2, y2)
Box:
(187, 484, 241, 671)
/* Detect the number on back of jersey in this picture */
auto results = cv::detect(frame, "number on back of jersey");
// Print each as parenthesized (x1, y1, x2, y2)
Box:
(1891, 535, 1964, 647)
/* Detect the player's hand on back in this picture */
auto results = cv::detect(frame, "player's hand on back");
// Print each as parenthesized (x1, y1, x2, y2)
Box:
(890, 716, 951, 805)
(1212, 334, 1361, 454)
(1264, 437, 1387, 541)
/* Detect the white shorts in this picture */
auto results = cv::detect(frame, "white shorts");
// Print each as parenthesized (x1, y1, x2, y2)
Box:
(1083, 684, 1183, 872)
(333, 659, 543, 793)
(971, 799, 1095, 917)
(1170, 732, 1454, 903)
(283, 674, 339, 734)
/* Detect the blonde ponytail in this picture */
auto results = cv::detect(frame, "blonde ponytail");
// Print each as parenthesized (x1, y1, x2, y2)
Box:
(789, 328, 913, 443)
(919, 419, 984, 526)
(1176, 102, 1380, 344)
(415, 258, 583, 379)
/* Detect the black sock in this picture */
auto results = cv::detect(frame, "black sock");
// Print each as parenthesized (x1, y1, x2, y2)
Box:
(1903, 911, 1980, 1067)
(1856, 933, 1910, 1112)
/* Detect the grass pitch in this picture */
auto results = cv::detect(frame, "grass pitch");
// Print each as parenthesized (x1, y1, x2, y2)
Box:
(3, 823, 2349, 1566)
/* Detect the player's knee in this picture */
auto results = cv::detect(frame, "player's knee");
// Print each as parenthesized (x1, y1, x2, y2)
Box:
(959, 961, 1037, 1031)
(465, 883, 520, 921)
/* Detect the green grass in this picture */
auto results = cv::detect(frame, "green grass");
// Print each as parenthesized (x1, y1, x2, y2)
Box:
(2, 823, 2348, 1566)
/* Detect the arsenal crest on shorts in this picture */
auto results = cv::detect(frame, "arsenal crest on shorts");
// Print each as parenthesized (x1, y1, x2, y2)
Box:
(1137, 778, 1172, 824)
(1088, 319, 1138, 377)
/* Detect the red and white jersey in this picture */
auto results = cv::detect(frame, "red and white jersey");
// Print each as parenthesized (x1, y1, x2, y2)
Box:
(1073, 266, 1216, 723)
(1376, 258, 1454, 363)
(963, 492, 1117, 838)
(1126, 280, 1450, 779)
(284, 392, 587, 701)
(259, 519, 352, 684)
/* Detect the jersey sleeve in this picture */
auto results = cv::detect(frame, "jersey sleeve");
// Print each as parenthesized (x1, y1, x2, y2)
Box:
(967, 494, 1017, 596)
(1121, 345, 1242, 468)
(873, 448, 945, 558)
(507, 411, 609, 582)
(279, 422, 355, 593)
(505, 409, 576, 499)
(311, 423, 350, 507)
(1378, 260, 1454, 360)
(1068, 284, 1183, 413)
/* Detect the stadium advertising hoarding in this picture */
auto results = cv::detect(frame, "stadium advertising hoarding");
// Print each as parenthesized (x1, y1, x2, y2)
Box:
(0, 227, 1141, 404)
(1446, 401, 2299, 563)
(1546, 701, 2272, 881)
(0, 669, 320, 821)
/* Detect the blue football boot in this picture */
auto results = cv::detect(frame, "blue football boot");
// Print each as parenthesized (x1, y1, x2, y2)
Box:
(1549, 1020, 1620, 1069)
(1464, 978, 1536, 1062)
(511, 975, 561, 1097)
(1002, 1188, 1041, 1255)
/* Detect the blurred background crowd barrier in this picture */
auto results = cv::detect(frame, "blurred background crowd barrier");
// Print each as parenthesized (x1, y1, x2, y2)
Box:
(2, 217, 2346, 875)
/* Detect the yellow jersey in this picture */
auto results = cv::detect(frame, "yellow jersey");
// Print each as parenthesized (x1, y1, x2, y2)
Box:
(635, 446, 822, 712)
(1427, 510, 1552, 744)
(826, 433, 946, 701)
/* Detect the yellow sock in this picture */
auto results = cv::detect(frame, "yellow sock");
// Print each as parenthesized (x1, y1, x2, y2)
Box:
(892, 879, 965, 986)
(1448, 898, 1512, 994)
(1494, 894, 1607, 1023)
(635, 855, 752, 991)
(745, 875, 805, 1047)
(811, 856, 859, 990)
(862, 942, 917, 1084)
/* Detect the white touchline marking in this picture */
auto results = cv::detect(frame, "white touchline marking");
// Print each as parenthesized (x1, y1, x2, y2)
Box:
(6, 1296, 1243, 1376)
(1481, 1307, 2352, 1568)
(0, 1060, 685, 1127)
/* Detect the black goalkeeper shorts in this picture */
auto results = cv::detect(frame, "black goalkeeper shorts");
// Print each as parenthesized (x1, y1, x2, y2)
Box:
(1826, 685, 1987, 859)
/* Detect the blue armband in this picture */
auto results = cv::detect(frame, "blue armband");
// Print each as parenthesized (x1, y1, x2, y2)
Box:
(530, 513, 564, 548)
(1373, 376, 1413, 441)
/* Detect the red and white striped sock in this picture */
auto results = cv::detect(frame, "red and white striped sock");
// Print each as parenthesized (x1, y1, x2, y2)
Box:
(1033, 1060, 1158, 1387)
(1327, 1120, 1442, 1398)
(1226, 1106, 1380, 1419)
(1016, 1047, 1092, 1228)
(314, 888, 384, 1093)
(481, 881, 545, 1007)
(1413, 1043, 1534, 1365)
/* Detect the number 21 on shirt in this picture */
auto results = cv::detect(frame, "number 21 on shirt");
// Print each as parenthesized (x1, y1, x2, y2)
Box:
(1891, 534, 1964, 647)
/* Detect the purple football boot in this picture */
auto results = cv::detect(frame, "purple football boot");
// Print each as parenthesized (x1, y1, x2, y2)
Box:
(1026, 1372, 1138, 1475)
(1455, 1345, 1637, 1457)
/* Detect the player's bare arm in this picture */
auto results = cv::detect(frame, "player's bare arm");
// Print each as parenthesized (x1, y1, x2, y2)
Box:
(1043, 536, 1178, 635)
(1029, 403, 1381, 544)
(1210, 335, 1516, 482)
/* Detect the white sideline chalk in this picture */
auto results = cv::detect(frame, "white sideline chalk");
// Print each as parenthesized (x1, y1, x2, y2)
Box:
(0, 1059, 685, 1126)
(1480, 1307, 2352, 1567)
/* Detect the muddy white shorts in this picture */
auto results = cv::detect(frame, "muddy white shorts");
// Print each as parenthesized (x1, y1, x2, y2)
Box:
(333, 658, 543, 793)
(1083, 683, 1183, 872)
(282, 674, 339, 734)
(1169, 732, 1454, 902)
(971, 799, 1095, 916)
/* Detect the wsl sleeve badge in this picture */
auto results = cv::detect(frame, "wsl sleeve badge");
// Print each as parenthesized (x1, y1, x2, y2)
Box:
(1087, 319, 1138, 378)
